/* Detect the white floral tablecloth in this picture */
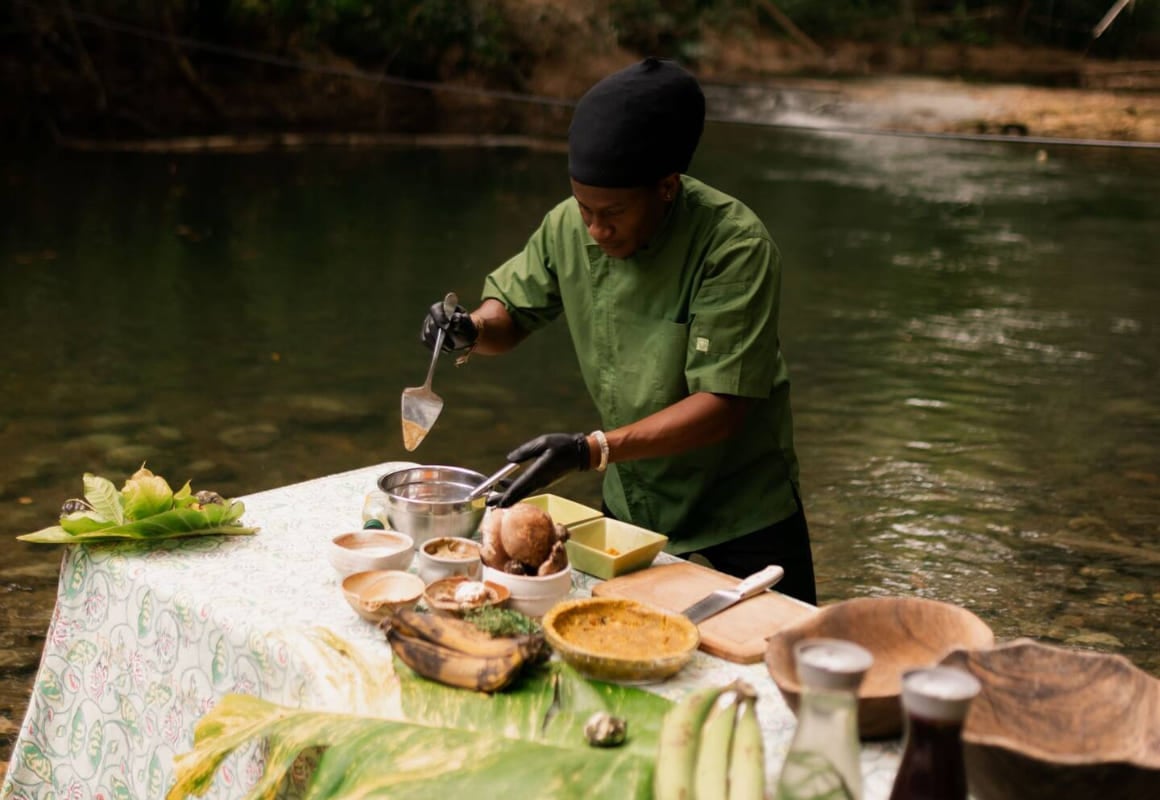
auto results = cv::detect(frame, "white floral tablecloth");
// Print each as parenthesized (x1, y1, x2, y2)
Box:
(2, 461, 900, 799)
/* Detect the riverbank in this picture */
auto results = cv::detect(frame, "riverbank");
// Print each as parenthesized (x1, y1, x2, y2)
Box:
(7, 12, 1160, 148)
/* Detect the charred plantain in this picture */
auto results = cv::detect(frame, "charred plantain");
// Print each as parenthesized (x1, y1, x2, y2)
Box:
(385, 627, 527, 692)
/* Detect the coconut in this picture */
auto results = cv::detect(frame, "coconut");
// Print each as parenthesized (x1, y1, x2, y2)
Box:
(497, 502, 556, 568)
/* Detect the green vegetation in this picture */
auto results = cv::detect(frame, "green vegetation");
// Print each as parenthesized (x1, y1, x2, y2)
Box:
(2, 1, 1158, 142)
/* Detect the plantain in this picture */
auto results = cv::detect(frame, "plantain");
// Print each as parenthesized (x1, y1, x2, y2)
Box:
(653, 683, 730, 800)
(384, 608, 531, 659)
(693, 689, 740, 800)
(726, 688, 765, 800)
(385, 627, 527, 692)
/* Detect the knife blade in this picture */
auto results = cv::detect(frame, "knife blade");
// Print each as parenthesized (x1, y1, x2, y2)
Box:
(680, 564, 785, 624)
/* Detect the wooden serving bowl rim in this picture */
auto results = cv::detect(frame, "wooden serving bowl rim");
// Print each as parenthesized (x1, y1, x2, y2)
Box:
(766, 595, 996, 700)
(941, 638, 1160, 769)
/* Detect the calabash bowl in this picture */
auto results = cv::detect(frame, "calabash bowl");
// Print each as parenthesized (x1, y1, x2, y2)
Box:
(341, 569, 425, 624)
(765, 595, 994, 738)
(543, 597, 700, 684)
(939, 638, 1160, 800)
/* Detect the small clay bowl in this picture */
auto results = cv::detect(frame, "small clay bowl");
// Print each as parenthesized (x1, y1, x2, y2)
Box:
(765, 596, 995, 739)
(416, 536, 483, 584)
(328, 530, 414, 578)
(341, 570, 425, 623)
(423, 575, 510, 617)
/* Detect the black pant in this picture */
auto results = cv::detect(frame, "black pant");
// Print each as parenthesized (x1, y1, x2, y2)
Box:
(603, 493, 818, 606)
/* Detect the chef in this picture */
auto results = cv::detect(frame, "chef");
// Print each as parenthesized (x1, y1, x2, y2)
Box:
(420, 57, 816, 604)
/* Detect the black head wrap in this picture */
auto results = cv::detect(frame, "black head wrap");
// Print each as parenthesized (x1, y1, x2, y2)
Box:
(568, 57, 705, 188)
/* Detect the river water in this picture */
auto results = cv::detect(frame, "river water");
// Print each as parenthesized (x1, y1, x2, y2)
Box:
(2, 126, 1158, 764)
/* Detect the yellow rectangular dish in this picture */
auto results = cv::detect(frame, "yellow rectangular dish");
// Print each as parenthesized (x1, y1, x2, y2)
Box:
(565, 517, 668, 579)
(523, 493, 603, 529)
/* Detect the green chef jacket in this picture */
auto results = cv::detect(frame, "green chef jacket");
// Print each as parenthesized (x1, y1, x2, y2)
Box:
(481, 176, 800, 553)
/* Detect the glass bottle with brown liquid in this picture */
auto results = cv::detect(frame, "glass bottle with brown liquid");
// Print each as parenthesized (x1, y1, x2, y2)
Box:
(887, 666, 981, 800)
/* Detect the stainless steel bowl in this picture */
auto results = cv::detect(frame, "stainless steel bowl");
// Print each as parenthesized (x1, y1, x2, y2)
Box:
(377, 465, 487, 548)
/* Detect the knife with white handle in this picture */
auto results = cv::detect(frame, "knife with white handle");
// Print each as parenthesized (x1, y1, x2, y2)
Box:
(680, 564, 785, 624)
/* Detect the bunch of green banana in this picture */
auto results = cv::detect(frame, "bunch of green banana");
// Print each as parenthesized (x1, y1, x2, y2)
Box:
(654, 680, 765, 800)
(381, 608, 545, 692)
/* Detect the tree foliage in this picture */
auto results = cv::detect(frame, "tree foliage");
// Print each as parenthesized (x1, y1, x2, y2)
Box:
(2, 0, 1158, 143)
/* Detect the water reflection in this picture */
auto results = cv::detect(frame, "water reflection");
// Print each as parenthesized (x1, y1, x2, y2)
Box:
(2, 131, 1159, 763)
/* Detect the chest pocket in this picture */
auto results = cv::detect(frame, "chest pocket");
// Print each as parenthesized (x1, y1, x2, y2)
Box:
(606, 309, 690, 421)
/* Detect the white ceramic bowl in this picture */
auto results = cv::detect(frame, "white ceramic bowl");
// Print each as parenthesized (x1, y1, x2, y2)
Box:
(482, 564, 573, 618)
(328, 530, 414, 578)
(416, 536, 482, 585)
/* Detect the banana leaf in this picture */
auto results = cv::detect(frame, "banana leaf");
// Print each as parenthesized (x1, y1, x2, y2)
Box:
(18, 501, 257, 544)
(169, 637, 670, 799)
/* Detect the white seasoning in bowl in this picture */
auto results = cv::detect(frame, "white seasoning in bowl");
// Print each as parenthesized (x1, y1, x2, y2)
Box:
(453, 581, 490, 605)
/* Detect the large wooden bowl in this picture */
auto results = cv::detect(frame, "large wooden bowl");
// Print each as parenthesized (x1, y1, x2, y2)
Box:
(940, 638, 1160, 800)
(765, 596, 994, 739)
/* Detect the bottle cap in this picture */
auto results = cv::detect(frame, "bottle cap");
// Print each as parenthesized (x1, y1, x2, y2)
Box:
(793, 638, 874, 691)
(362, 518, 385, 530)
(900, 666, 981, 722)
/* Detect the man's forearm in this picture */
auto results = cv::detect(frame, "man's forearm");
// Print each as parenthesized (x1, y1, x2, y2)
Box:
(594, 392, 753, 468)
(469, 299, 528, 355)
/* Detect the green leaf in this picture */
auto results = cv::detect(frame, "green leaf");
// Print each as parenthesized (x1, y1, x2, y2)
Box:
(67, 640, 99, 666)
(173, 481, 194, 508)
(20, 502, 256, 543)
(149, 752, 165, 799)
(87, 717, 104, 768)
(146, 683, 173, 708)
(111, 774, 132, 800)
(18, 741, 53, 784)
(83, 473, 125, 525)
(69, 708, 86, 756)
(168, 633, 669, 800)
(121, 467, 175, 520)
(64, 550, 89, 597)
(59, 511, 117, 536)
(37, 668, 63, 701)
(138, 592, 155, 637)
(211, 637, 228, 686)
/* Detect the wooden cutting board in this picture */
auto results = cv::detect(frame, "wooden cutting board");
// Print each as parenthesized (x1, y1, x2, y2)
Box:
(592, 561, 816, 664)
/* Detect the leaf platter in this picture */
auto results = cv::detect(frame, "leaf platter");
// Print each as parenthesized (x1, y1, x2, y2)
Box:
(168, 630, 671, 800)
(17, 468, 258, 544)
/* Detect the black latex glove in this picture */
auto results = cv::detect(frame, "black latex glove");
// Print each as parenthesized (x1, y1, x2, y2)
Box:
(421, 300, 478, 352)
(496, 432, 590, 507)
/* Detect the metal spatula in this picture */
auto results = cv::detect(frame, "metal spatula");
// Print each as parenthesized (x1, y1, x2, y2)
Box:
(401, 292, 457, 452)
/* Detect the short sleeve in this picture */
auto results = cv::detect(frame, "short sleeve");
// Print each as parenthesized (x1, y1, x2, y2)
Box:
(481, 211, 566, 334)
(685, 235, 781, 398)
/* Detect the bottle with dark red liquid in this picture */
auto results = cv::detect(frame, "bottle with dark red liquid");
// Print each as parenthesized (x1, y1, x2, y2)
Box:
(887, 666, 981, 800)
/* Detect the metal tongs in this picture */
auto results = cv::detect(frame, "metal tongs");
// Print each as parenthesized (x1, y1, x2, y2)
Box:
(466, 462, 522, 502)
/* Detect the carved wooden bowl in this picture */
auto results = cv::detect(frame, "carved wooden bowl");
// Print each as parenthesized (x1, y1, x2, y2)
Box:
(765, 596, 994, 739)
(940, 638, 1160, 800)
